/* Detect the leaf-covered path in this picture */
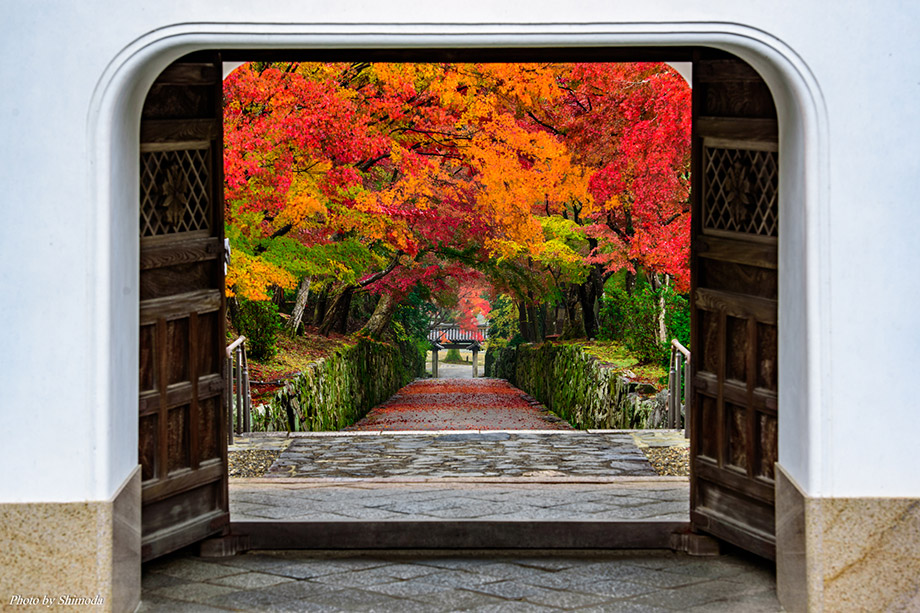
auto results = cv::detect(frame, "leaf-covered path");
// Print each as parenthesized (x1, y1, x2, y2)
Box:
(345, 378, 572, 431)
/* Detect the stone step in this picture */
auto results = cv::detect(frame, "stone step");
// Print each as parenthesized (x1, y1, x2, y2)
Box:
(230, 518, 691, 550)
(229, 479, 690, 522)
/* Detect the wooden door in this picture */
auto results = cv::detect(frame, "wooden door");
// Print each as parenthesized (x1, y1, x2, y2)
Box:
(689, 51, 779, 560)
(138, 53, 229, 561)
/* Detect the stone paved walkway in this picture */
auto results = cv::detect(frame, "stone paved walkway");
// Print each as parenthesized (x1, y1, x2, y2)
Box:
(260, 432, 659, 479)
(230, 480, 689, 521)
(141, 548, 782, 612)
(229, 431, 689, 524)
(345, 379, 572, 431)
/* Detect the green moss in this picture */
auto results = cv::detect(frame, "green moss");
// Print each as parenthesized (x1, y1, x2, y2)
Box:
(255, 338, 422, 432)
(578, 341, 637, 368)
(577, 341, 667, 383)
(486, 341, 668, 430)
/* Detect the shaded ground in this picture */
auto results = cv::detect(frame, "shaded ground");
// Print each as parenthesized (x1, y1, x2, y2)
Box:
(346, 378, 572, 431)
(141, 548, 782, 612)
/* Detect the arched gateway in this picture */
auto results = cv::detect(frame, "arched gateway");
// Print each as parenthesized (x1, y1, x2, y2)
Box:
(136, 44, 782, 572)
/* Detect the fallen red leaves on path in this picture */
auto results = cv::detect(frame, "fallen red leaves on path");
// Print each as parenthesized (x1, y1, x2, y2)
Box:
(346, 378, 573, 431)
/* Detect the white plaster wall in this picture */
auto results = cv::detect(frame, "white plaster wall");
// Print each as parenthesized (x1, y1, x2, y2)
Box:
(0, 1, 917, 502)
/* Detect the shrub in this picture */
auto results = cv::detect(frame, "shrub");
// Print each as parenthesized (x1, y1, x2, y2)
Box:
(486, 294, 521, 348)
(597, 283, 690, 365)
(443, 348, 465, 364)
(236, 299, 282, 361)
(391, 289, 434, 377)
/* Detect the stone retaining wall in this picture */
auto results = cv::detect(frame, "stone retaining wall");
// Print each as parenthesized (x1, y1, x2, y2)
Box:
(485, 343, 669, 430)
(255, 339, 421, 431)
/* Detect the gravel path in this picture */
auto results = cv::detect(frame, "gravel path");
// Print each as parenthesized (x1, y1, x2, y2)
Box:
(228, 449, 282, 478)
(643, 446, 690, 477)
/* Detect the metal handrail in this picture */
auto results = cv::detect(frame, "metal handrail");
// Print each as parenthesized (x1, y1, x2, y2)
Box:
(226, 336, 251, 442)
(668, 339, 691, 434)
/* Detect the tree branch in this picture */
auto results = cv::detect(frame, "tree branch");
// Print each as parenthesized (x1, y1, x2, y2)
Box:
(356, 251, 404, 289)
(526, 111, 563, 136)
(356, 153, 391, 172)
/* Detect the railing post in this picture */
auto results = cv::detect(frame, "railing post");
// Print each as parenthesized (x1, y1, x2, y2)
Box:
(235, 350, 242, 434)
(225, 336, 249, 439)
(471, 341, 480, 378)
(668, 339, 691, 434)
(668, 350, 677, 429)
(241, 346, 251, 433)
(226, 354, 234, 445)
(683, 354, 691, 438)
(676, 353, 684, 429)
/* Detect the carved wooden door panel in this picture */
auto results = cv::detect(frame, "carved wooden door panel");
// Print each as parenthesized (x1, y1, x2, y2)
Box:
(138, 53, 229, 561)
(689, 51, 779, 560)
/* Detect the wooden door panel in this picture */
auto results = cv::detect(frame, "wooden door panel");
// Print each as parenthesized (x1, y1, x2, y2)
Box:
(138, 52, 228, 562)
(690, 51, 779, 560)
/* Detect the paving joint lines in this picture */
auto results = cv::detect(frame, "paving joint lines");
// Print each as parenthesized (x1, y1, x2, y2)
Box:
(229, 431, 690, 525)
(141, 548, 782, 612)
(230, 480, 690, 522)
(259, 431, 661, 480)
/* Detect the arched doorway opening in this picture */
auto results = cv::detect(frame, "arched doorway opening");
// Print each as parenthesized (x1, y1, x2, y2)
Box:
(88, 23, 824, 611)
(138, 43, 780, 559)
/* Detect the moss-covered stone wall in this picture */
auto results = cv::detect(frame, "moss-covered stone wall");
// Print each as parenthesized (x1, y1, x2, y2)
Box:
(256, 339, 421, 431)
(486, 342, 668, 430)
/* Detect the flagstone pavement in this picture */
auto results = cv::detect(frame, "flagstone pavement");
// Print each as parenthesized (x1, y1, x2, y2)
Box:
(143, 377, 782, 611)
(228, 431, 689, 522)
(140, 548, 782, 612)
(260, 431, 660, 480)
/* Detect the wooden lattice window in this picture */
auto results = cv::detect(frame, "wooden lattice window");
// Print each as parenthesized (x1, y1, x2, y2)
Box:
(140, 148, 211, 237)
(703, 145, 778, 237)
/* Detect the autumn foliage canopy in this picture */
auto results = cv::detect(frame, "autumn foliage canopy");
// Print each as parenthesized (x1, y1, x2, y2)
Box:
(223, 61, 691, 338)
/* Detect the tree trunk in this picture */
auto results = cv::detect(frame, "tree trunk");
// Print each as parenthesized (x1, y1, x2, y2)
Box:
(517, 301, 534, 343)
(271, 284, 285, 309)
(284, 276, 311, 336)
(312, 287, 328, 326)
(517, 302, 528, 342)
(360, 292, 399, 340)
(336, 287, 353, 334)
(318, 285, 354, 336)
(577, 280, 598, 339)
(561, 287, 586, 339)
(527, 304, 543, 342)
(569, 243, 603, 339)
(624, 268, 637, 296)
(656, 273, 669, 344)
